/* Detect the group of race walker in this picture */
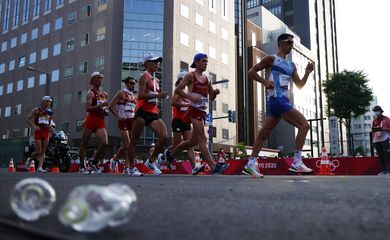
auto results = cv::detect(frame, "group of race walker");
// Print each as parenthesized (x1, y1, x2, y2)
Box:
(24, 33, 316, 178)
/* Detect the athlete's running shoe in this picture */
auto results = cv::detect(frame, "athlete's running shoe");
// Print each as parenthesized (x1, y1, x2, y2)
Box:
(242, 165, 264, 178)
(288, 161, 313, 173)
(212, 162, 230, 175)
(144, 159, 162, 175)
(164, 148, 173, 169)
(130, 167, 144, 177)
(192, 165, 205, 175)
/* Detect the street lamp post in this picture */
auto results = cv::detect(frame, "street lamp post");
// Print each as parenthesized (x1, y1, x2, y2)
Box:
(208, 79, 229, 156)
(27, 66, 51, 96)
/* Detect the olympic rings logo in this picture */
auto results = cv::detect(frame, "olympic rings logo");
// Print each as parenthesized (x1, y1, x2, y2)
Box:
(315, 159, 340, 171)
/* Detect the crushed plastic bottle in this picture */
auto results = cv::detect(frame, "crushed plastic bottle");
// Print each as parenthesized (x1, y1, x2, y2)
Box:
(10, 178, 56, 221)
(58, 184, 137, 233)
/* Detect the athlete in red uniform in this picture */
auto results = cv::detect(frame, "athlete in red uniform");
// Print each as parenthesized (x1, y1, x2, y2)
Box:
(25, 96, 54, 173)
(127, 54, 169, 175)
(108, 76, 143, 176)
(79, 72, 109, 174)
(165, 53, 229, 175)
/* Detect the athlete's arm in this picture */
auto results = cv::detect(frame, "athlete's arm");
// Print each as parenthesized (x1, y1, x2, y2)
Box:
(171, 93, 190, 107)
(26, 108, 40, 130)
(292, 62, 314, 89)
(137, 75, 168, 100)
(208, 82, 220, 101)
(248, 55, 275, 89)
(175, 73, 200, 103)
(108, 91, 122, 119)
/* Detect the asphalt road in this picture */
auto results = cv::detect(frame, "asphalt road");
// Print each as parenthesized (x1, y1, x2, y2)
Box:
(0, 170, 390, 240)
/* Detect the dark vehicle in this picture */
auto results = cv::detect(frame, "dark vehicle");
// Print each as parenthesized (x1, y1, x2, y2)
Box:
(25, 130, 72, 172)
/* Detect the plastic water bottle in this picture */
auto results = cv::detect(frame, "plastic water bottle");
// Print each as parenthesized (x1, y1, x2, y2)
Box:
(10, 178, 56, 221)
(58, 184, 137, 232)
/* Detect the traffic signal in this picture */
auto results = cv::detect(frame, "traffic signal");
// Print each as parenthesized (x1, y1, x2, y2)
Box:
(228, 110, 233, 122)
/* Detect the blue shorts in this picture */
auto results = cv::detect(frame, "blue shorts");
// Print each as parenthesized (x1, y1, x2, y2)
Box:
(266, 96, 293, 117)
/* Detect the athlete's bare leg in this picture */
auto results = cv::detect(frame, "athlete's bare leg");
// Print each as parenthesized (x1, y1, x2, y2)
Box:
(250, 116, 281, 158)
(93, 128, 108, 162)
(281, 108, 309, 151)
(79, 128, 94, 168)
(149, 119, 169, 162)
(128, 117, 145, 166)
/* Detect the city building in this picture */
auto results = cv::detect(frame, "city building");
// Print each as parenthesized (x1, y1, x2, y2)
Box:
(0, 0, 236, 157)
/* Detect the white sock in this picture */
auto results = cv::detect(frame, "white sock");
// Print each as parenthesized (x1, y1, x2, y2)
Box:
(247, 157, 257, 167)
(293, 150, 302, 164)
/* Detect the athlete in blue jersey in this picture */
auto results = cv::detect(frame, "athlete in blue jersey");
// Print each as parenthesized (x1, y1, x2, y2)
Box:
(243, 33, 315, 178)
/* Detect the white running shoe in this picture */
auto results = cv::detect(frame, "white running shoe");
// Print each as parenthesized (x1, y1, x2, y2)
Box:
(289, 161, 313, 173)
(37, 167, 47, 173)
(192, 165, 205, 175)
(144, 159, 162, 175)
(130, 167, 144, 177)
(24, 158, 31, 170)
(122, 167, 130, 175)
(242, 165, 264, 178)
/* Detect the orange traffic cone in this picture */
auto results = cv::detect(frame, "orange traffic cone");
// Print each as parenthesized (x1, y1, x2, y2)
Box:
(51, 166, 60, 173)
(114, 163, 120, 174)
(28, 160, 36, 173)
(318, 147, 334, 175)
(8, 158, 15, 173)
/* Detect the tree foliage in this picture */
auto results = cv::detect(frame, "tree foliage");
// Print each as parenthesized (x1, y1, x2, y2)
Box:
(323, 70, 373, 125)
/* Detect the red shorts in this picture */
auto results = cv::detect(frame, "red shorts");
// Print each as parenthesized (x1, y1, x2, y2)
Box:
(118, 118, 134, 131)
(83, 114, 105, 131)
(34, 128, 50, 141)
(188, 106, 206, 122)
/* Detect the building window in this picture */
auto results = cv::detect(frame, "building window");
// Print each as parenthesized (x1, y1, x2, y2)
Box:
(209, 46, 216, 59)
(17, 80, 23, 91)
(195, 13, 203, 26)
(180, 4, 189, 19)
(212, 100, 216, 111)
(180, 32, 189, 46)
(0, 85, 3, 95)
(19, 56, 25, 67)
(61, 121, 70, 133)
(5, 106, 11, 117)
(1, 41, 7, 52)
(96, 27, 106, 41)
(55, 17, 62, 30)
(209, 0, 216, 11)
(51, 69, 59, 82)
(221, 28, 228, 41)
(53, 42, 61, 56)
(81, 5, 91, 18)
(42, 22, 50, 35)
(64, 66, 73, 78)
(77, 90, 87, 103)
(221, 52, 228, 65)
(209, 72, 216, 83)
(63, 93, 72, 107)
(222, 129, 229, 140)
(222, 103, 229, 114)
(66, 38, 75, 52)
(44, 0, 51, 13)
(9, 60, 15, 71)
(28, 76, 35, 88)
(11, 0, 20, 27)
(39, 74, 46, 85)
(41, 48, 48, 60)
(76, 120, 84, 132)
(10, 37, 17, 48)
(67, 11, 76, 24)
(31, 28, 38, 40)
(2, 0, 11, 32)
(251, 31, 256, 47)
(23, 0, 30, 22)
(56, 0, 64, 7)
(29, 52, 36, 64)
(95, 56, 104, 70)
(0, 63, 5, 73)
(6, 82, 13, 94)
(32, 0, 40, 18)
(81, 32, 89, 46)
(209, 20, 216, 34)
(20, 32, 27, 44)
(180, 61, 188, 71)
(221, 0, 227, 18)
(212, 126, 217, 138)
(79, 61, 88, 74)
(195, 39, 203, 52)
(97, 0, 107, 11)
(15, 104, 22, 115)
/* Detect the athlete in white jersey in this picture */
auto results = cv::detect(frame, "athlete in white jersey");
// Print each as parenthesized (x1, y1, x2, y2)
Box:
(243, 33, 315, 178)
(109, 77, 143, 176)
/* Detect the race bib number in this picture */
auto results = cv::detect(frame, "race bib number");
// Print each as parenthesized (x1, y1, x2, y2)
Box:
(125, 102, 136, 112)
(180, 106, 188, 112)
(96, 98, 107, 105)
(38, 116, 49, 125)
(279, 74, 290, 88)
(148, 91, 158, 104)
